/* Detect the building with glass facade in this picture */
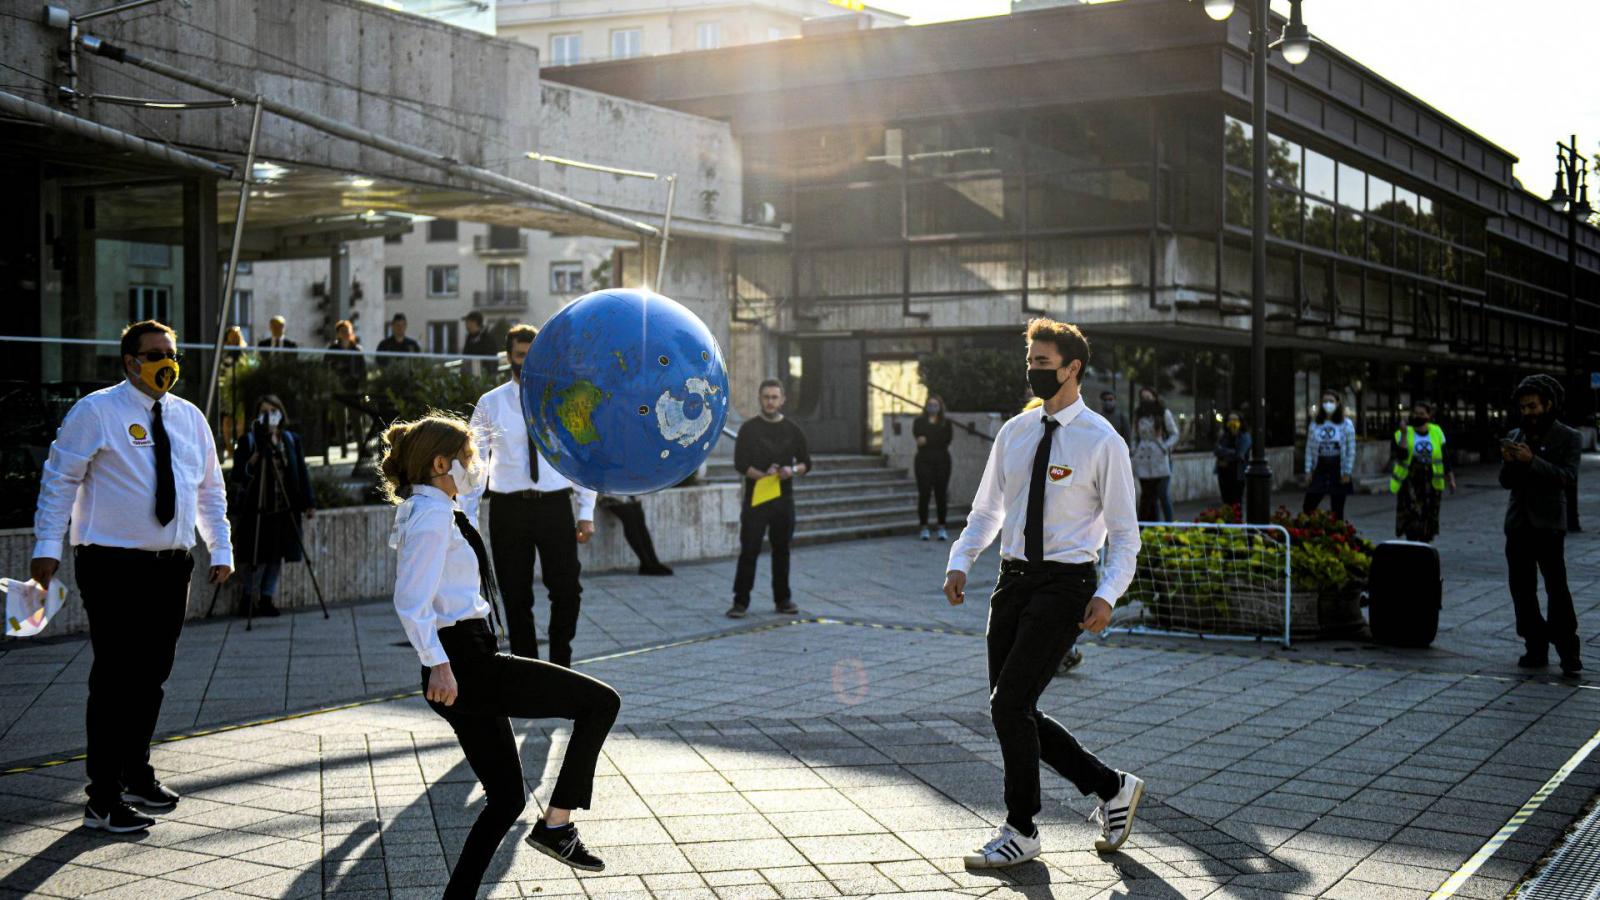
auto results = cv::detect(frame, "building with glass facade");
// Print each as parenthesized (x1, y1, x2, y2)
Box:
(550, 0, 1600, 455)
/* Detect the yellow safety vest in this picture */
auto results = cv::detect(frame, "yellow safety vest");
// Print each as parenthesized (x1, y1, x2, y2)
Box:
(1389, 423, 1445, 493)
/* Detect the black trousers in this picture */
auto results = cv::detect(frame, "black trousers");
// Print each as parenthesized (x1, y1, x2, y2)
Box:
(987, 563, 1119, 835)
(915, 454, 951, 527)
(1302, 458, 1348, 519)
(1217, 469, 1244, 506)
(732, 495, 795, 608)
(426, 619, 620, 900)
(603, 498, 664, 569)
(488, 491, 582, 666)
(1507, 528, 1579, 662)
(77, 545, 193, 805)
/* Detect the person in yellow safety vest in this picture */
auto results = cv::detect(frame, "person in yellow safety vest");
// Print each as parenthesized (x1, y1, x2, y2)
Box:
(1389, 400, 1456, 542)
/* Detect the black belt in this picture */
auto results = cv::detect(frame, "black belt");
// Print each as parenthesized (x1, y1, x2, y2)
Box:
(78, 545, 192, 561)
(488, 488, 571, 501)
(999, 558, 1096, 576)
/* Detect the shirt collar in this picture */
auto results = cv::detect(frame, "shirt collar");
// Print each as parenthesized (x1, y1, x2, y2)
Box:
(1041, 395, 1086, 427)
(119, 379, 166, 412)
(412, 484, 456, 506)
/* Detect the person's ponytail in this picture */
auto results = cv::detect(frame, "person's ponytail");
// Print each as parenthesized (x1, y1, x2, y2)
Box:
(376, 414, 473, 505)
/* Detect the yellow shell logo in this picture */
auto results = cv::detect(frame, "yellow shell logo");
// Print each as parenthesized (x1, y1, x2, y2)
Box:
(129, 423, 148, 440)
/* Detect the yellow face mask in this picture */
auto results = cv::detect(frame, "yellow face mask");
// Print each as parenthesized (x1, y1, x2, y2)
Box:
(134, 357, 180, 393)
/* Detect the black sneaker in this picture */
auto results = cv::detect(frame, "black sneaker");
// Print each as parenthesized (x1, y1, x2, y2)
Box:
(122, 780, 180, 810)
(83, 800, 155, 833)
(639, 564, 674, 576)
(255, 596, 281, 618)
(525, 820, 605, 872)
(726, 605, 748, 619)
(775, 601, 799, 615)
(1561, 658, 1584, 677)
(1518, 652, 1549, 669)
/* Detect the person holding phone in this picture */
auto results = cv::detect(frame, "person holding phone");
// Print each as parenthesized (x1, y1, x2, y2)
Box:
(1388, 400, 1456, 542)
(1500, 375, 1583, 676)
(382, 413, 621, 896)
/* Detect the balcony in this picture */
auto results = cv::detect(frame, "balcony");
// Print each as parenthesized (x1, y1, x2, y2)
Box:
(473, 290, 529, 312)
(473, 233, 528, 255)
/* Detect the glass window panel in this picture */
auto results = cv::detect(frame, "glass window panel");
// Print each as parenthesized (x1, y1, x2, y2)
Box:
(1337, 162, 1364, 210)
(1225, 171, 1251, 228)
(1028, 169, 1147, 230)
(1224, 116, 1251, 169)
(1337, 208, 1364, 258)
(1268, 134, 1301, 187)
(905, 119, 1023, 175)
(1422, 239, 1441, 279)
(1269, 187, 1301, 241)
(1367, 174, 1393, 215)
(1304, 148, 1336, 201)
(1393, 188, 1419, 228)
(1026, 108, 1148, 172)
(1417, 195, 1436, 236)
(1305, 199, 1336, 250)
(795, 182, 901, 242)
(1369, 219, 1395, 266)
(1396, 229, 1418, 272)
(909, 176, 1023, 235)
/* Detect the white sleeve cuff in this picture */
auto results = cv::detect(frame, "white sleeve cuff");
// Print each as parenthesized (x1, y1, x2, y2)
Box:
(31, 540, 63, 562)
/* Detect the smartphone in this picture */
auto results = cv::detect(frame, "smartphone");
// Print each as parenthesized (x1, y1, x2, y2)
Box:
(1499, 437, 1519, 448)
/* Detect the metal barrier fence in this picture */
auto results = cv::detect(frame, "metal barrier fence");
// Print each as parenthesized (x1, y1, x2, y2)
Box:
(1108, 521, 1295, 648)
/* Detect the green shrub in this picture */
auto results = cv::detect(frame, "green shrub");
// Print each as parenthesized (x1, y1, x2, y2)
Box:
(919, 348, 1026, 413)
(369, 360, 500, 422)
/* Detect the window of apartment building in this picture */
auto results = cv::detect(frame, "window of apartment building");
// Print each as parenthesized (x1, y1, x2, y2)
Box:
(234, 261, 252, 275)
(384, 232, 403, 245)
(696, 22, 721, 50)
(426, 218, 458, 242)
(427, 264, 459, 298)
(551, 33, 582, 66)
(550, 261, 583, 294)
(427, 321, 459, 355)
(485, 224, 522, 251)
(384, 266, 404, 299)
(129, 285, 171, 323)
(232, 289, 253, 343)
(488, 263, 521, 296)
(611, 28, 642, 59)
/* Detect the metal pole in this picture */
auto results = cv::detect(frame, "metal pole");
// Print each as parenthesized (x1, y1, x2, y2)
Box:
(1562, 137, 1578, 398)
(78, 33, 660, 239)
(1243, 0, 1275, 525)
(204, 96, 263, 422)
(655, 174, 677, 291)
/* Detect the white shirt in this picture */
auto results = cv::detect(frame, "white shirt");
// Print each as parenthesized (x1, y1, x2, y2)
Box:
(390, 484, 493, 667)
(33, 381, 233, 567)
(461, 379, 597, 522)
(948, 396, 1141, 602)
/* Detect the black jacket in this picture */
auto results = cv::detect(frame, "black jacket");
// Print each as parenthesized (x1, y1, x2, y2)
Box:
(1499, 419, 1581, 533)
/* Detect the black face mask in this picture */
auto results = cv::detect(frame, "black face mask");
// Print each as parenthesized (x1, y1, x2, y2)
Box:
(1028, 368, 1063, 403)
(1409, 416, 1429, 428)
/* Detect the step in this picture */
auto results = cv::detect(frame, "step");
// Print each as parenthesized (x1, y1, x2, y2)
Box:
(796, 503, 971, 531)
(791, 478, 919, 499)
(705, 466, 909, 485)
(794, 516, 969, 546)
(795, 490, 922, 515)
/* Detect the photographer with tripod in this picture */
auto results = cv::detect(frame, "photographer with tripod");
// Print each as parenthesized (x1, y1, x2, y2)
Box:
(230, 395, 315, 618)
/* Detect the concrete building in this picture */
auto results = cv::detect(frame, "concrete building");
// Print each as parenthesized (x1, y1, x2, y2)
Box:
(497, 0, 904, 67)
(549, 0, 1600, 455)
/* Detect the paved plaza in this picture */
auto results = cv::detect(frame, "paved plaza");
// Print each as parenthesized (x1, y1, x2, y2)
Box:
(1, 463, 1598, 898)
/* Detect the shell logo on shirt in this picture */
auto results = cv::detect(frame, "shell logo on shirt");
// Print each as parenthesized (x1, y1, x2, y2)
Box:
(1048, 464, 1073, 482)
(127, 423, 153, 447)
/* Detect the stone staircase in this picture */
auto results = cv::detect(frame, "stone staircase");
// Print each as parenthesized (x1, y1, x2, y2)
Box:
(705, 453, 967, 545)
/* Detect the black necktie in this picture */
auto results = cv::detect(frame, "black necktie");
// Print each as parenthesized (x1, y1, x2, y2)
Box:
(151, 400, 175, 526)
(454, 510, 503, 635)
(519, 385, 540, 483)
(1024, 417, 1060, 563)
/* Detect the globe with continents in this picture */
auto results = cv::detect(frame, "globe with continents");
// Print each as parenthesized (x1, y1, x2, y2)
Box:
(521, 288, 730, 494)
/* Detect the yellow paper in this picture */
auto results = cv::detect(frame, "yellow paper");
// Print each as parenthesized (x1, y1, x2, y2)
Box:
(751, 474, 782, 507)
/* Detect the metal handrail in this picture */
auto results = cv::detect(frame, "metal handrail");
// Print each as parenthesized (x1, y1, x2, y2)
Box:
(868, 382, 995, 442)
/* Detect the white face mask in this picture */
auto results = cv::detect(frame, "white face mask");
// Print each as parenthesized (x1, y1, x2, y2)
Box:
(260, 409, 283, 427)
(448, 459, 483, 494)
(1321, 401, 1337, 414)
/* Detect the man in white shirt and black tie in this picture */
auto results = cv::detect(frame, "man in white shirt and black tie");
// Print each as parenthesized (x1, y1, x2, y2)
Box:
(31, 320, 234, 834)
(461, 324, 597, 667)
(943, 318, 1144, 868)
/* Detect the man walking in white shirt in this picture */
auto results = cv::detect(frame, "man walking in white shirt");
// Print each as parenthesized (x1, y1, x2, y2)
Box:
(461, 324, 597, 667)
(32, 320, 234, 834)
(943, 318, 1144, 867)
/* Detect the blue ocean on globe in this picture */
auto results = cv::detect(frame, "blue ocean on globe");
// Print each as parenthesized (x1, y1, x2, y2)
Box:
(520, 288, 730, 494)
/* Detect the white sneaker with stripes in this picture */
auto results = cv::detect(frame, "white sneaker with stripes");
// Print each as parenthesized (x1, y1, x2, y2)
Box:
(1090, 771, 1145, 853)
(962, 823, 1040, 868)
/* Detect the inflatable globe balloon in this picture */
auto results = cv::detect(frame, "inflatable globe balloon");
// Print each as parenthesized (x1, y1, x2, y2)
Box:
(521, 288, 730, 494)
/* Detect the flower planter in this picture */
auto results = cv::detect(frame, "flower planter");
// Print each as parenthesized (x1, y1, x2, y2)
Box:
(1134, 578, 1366, 641)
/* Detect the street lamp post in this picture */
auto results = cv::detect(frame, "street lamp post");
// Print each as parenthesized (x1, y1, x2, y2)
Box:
(1549, 136, 1591, 414)
(1197, 0, 1313, 524)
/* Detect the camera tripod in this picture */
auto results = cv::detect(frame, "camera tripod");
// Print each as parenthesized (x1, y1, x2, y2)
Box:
(206, 427, 329, 630)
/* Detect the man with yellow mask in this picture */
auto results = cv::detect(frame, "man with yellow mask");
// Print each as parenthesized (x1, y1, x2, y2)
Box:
(31, 320, 233, 834)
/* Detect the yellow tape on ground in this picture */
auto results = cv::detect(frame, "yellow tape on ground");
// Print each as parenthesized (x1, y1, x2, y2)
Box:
(1430, 724, 1600, 898)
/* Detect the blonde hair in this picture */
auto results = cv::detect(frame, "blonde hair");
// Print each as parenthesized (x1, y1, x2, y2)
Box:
(377, 412, 476, 504)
